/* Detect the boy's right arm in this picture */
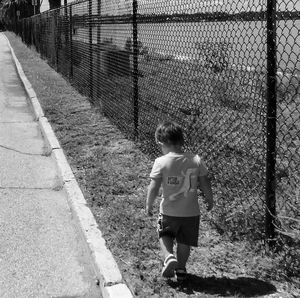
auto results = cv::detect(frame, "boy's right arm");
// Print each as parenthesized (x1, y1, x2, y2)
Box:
(146, 178, 162, 216)
(199, 175, 214, 211)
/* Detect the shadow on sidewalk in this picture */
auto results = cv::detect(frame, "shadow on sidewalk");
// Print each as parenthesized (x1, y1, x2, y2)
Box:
(167, 274, 277, 297)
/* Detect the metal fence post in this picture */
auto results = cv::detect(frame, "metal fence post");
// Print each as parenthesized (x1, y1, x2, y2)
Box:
(132, 0, 139, 138)
(96, 0, 101, 100)
(64, 0, 69, 45)
(30, 18, 33, 45)
(37, 17, 41, 53)
(89, 0, 93, 100)
(265, 0, 277, 246)
(55, 11, 59, 69)
(69, 5, 73, 78)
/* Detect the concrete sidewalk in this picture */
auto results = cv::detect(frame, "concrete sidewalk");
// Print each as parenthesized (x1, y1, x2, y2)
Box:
(0, 34, 103, 298)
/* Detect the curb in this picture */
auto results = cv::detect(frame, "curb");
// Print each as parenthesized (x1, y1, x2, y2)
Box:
(4, 34, 133, 298)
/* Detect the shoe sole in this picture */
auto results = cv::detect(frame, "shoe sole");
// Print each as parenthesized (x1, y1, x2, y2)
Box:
(176, 275, 187, 282)
(176, 269, 187, 282)
(162, 259, 178, 278)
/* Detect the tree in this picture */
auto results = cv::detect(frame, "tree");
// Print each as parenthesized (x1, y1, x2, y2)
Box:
(0, 0, 35, 25)
(49, 0, 60, 10)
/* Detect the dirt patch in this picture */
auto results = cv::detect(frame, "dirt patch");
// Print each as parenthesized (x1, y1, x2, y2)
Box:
(5, 32, 299, 297)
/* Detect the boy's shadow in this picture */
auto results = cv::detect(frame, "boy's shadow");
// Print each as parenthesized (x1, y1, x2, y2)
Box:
(167, 274, 277, 297)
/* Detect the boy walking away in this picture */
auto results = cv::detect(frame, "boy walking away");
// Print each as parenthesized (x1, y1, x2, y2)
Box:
(146, 121, 214, 281)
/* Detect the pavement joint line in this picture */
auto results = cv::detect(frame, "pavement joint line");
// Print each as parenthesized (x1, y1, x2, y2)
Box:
(0, 143, 44, 156)
(0, 121, 35, 124)
(4, 34, 134, 298)
(0, 186, 58, 190)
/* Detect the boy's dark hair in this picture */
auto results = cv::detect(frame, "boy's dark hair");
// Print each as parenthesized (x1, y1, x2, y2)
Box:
(155, 121, 184, 146)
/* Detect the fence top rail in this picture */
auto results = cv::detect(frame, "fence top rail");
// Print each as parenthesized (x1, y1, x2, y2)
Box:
(23, 9, 300, 23)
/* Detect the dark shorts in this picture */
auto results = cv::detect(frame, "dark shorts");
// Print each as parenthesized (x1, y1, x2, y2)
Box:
(157, 214, 200, 247)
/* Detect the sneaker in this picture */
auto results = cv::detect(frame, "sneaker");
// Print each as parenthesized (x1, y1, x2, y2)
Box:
(161, 254, 178, 278)
(175, 268, 187, 281)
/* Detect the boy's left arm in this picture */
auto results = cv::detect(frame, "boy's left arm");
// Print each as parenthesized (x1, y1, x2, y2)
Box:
(146, 178, 162, 216)
(199, 175, 214, 211)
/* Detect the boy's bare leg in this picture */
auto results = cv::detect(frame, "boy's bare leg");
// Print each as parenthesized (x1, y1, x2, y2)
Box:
(159, 236, 178, 277)
(159, 236, 174, 259)
(176, 243, 190, 269)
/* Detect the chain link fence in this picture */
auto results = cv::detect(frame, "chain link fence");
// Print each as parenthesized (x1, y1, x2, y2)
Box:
(10, 0, 300, 243)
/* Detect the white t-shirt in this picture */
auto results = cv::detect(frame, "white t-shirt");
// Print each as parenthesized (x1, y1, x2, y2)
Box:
(150, 152, 208, 217)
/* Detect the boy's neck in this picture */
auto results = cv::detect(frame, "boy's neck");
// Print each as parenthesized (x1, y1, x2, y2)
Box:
(163, 145, 183, 154)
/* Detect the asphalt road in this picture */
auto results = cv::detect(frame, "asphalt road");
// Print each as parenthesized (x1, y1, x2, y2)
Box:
(0, 33, 102, 298)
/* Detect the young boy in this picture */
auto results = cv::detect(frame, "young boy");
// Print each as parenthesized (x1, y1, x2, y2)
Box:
(146, 121, 213, 281)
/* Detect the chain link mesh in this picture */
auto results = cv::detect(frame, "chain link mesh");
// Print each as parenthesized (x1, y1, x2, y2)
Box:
(12, 0, 300, 241)
(275, 1, 300, 239)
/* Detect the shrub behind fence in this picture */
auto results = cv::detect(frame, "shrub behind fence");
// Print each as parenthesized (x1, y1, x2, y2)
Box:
(10, 0, 300, 244)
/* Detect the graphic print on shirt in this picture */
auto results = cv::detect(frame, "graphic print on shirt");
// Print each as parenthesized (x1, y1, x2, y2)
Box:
(168, 168, 198, 201)
(167, 176, 182, 185)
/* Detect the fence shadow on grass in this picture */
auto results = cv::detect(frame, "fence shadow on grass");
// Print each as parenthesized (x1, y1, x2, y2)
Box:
(167, 274, 277, 297)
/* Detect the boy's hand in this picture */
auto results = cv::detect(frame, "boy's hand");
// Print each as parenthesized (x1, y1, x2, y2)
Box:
(145, 207, 153, 217)
(206, 201, 214, 212)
